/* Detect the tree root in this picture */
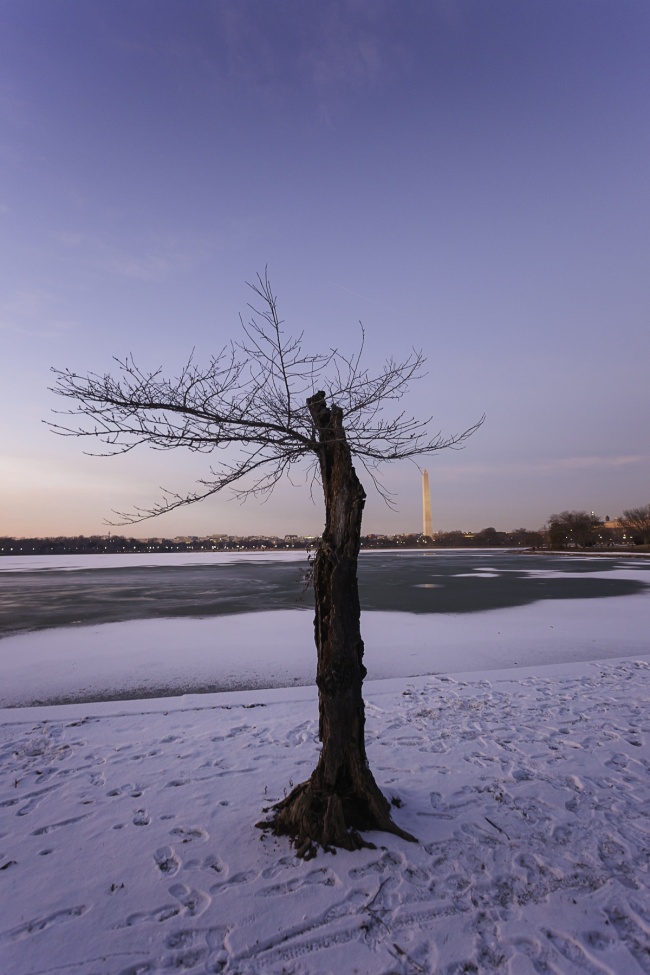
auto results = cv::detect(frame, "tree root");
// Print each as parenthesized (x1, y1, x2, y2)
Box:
(257, 775, 417, 858)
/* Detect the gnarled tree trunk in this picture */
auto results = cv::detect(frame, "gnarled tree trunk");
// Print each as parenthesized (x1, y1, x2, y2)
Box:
(260, 391, 416, 857)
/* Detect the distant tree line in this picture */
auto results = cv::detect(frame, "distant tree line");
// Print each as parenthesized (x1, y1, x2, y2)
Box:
(0, 529, 544, 555)
(362, 528, 545, 549)
(0, 527, 548, 554)
(435, 527, 545, 548)
(2, 504, 648, 556)
(546, 504, 650, 549)
(618, 504, 650, 546)
(0, 535, 309, 555)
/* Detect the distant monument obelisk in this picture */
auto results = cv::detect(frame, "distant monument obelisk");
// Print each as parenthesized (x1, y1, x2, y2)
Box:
(422, 469, 433, 538)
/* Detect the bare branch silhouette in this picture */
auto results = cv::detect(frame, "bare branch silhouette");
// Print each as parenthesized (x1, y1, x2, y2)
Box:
(48, 272, 483, 856)
(49, 269, 483, 524)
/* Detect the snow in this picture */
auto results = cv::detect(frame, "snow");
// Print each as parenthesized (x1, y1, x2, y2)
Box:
(1, 559, 650, 973)
(0, 551, 307, 574)
(2, 591, 650, 707)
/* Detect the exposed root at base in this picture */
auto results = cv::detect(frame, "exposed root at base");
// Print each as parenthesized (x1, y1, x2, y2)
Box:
(256, 777, 417, 858)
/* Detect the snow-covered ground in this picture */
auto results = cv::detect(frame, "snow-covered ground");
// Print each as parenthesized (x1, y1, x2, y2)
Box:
(2, 598, 650, 708)
(1, 556, 649, 973)
(2, 654, 649, 974)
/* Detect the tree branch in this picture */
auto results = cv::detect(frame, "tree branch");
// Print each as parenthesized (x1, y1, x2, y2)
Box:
(48, 275, 483, 522)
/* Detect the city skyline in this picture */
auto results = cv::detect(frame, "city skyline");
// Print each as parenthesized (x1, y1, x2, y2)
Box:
(2, 2, 649, 538)
(0, 501, 634, 544)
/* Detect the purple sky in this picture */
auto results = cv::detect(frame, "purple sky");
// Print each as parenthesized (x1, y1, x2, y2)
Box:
(2, 1, 649, 538)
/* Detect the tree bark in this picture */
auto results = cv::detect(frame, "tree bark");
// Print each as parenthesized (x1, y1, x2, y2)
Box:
(259, 391, 416, 857)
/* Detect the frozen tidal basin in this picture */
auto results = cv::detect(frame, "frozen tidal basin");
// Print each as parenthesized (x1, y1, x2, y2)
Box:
(2, 550, 649, 707)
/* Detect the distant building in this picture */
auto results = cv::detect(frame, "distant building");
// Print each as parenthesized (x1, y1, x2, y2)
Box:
(422, 470, 433, 539)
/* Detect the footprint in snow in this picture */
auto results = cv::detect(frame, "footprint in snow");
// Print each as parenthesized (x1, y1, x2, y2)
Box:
(154, 847, 180, 876)
(169, 825, 207, 843)
(169, 883, 211, 917)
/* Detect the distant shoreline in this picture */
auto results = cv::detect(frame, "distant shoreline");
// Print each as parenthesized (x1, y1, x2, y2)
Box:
(2, 541, 648, 557)
(518, 548, 650, 557)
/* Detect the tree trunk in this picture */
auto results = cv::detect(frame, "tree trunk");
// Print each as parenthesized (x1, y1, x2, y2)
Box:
(259, 391, 416, 857)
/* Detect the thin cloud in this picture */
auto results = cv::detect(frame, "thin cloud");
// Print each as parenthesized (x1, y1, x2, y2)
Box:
(432, 454, 649, 480)
(51, 230, 210, 282)
(207, 2, 398, 107)
(0, 289, 77, 337)
(540, 455, 647, 472)
(96, 252, 179, 281)
(2, 454, 149, 495)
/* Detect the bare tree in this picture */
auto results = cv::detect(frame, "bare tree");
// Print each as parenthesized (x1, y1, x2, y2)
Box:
(547, 511, 601, 550)
(49, 272, 483, 857)
(619, 504, 650, 545)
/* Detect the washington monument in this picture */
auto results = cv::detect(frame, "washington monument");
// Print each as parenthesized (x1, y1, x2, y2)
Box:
(422, 469, 433, 538)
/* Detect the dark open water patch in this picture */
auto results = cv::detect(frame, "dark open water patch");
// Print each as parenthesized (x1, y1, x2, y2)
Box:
(23, 677, 300, 708)
(1, 552, 649, 638)
(0, 560, 311, 637)
(357, 552, 650, 614)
